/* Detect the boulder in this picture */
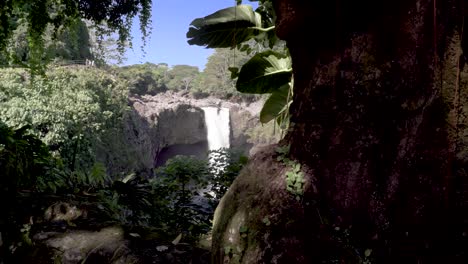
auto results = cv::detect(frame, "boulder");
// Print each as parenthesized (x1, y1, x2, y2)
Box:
(211, 145, 309, 263)
(29, 226, 138, 264)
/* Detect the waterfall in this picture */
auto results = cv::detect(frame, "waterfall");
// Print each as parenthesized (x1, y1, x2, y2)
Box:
(197, 107, 230, 204)
(201, 107, 230, 151)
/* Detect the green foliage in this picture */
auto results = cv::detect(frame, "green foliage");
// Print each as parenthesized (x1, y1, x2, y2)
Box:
(262, 216, 271, 226)
(0, 122, 54, 192)
(235, 50, 293, 131)
(117, 63, 201, 93)
(285, 162, 305, 201)
(136, 151, 247, 241)
(260, 82, 291, 124)
(117, 63, 168, 95)
(187, 5, 262, 48)
(0, 0, 152, 72)
(0, 67, 129, 173)
(275, 145, 305, 200)
(207, 148, 248, 202)
(187, 1, 293, 133)
(2, 18, 93, 67)
(0, 121, 62, 262)
(275, 144, 290, 160)
(196, 48, 252, 98)
(236, 50, 292, 94)
(98, 173, 153, 227)
(0, 118, 247, 254)
(47, 19, 92, 61)
(165, 65, 200, 91)
(239, 225, 249, 237)
(152, 156, 212, 238)
(37, 162, 111, 194)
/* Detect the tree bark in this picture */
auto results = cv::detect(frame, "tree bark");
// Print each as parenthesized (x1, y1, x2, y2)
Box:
(211, 1, 468, 263)
(273, 0, 467, 262)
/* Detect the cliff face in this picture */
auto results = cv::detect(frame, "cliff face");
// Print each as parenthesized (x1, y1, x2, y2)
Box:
(153, 104, 207, 146)
(96, 102, 207, 176)
(100, 92, 276, 176)
(124, 101, 207, 174)
(229, 105, 257, 154)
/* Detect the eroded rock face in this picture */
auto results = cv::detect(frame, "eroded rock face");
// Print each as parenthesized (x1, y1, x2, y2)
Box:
(124, 101, 207, 172)
(155, 104, 208, 146)
(100, 92, 277, 175)
(212, 145, 309, 264)
(229, 105, 257, 155)
(96, 98, 208, 176)
(97, 91, 280, 176)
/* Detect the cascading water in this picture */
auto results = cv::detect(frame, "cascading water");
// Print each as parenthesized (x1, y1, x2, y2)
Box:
(201, 107, 230, 151)
(197, 107, 231, 205)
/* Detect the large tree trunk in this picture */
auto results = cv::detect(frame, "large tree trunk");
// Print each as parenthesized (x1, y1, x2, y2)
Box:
(212, 0, 468, 262)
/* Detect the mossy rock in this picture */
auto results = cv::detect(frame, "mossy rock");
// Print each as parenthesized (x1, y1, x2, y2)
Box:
(212, 144, 310, 263)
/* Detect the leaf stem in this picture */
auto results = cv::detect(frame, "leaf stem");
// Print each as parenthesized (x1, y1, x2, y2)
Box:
(251, 26, 275, 32)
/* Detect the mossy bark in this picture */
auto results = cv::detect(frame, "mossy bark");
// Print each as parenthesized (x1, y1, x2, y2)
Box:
(213, 0, 468, 262)
(212, 145, 308, 263)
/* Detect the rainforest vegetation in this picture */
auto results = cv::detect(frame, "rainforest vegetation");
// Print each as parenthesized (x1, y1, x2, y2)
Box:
(0, 1, 257, 262)
(2, 0, 468, 263)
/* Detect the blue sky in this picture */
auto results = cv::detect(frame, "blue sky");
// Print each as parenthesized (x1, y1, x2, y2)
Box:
(124, 0, 258, 71)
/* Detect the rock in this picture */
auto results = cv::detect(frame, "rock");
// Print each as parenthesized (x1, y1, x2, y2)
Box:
(44, 202, 86, 223)
(98, 102, 208, 176)
(229, 105, 256, 155)
(26, 226, 211, 264)
(212, 145, 309, 263)
(30, 226, 138, 264)
(97, 92, 280, 176)
(157, 105, 207, 145)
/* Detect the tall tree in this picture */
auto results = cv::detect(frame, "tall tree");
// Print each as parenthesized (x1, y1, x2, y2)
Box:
(49, 18, 92, 61)
(0, 0, 151, 71)
(117, 62, 168, 95)
(199, 48, 250, 95)
(199, 0, 468, 263)
(2, 18, 93, 65)
(166, 65, 200, 91)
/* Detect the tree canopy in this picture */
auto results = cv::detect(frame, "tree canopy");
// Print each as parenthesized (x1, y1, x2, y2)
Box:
(0, 0, 151, 71)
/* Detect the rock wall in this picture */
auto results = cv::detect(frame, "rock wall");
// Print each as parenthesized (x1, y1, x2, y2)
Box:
(229, 105, 257, 155)
(124, 100, 207, 174)
(99, 92, 280, 176)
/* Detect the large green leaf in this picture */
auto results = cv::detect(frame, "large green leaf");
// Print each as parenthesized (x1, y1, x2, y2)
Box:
(259, 83, 291, 124)
(236, 50, 292, 94)
(187, 5, 262, 48)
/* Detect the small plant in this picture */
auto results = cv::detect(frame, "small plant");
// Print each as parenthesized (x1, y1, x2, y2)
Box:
(276, 144, 305, 200)
(275, 144, 290, 163)
(239, 226, 249, 238)
(285, 162, 305, 201)
(152, 155, 212, 240)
